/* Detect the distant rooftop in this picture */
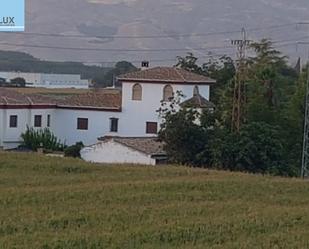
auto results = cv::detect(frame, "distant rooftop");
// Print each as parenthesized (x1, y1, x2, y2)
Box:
(118, 67, 216, 84)
(0, 88, 121, 111)
(180, 93, 215, 109)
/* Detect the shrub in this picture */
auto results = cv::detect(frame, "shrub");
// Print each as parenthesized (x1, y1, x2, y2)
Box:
(212, 122, 296, 176)
(64, 142, 84, 158)
(21, 126, 65, 151)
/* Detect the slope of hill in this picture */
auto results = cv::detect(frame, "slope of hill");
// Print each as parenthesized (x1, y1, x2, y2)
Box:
(0, 50, 111, 81)
(0, 0, 308, 65)
(1, 152, 309, 248)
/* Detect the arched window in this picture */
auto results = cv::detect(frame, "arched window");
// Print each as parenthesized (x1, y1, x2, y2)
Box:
(163, 85, 174, 101)
(132, 83, 142, 100)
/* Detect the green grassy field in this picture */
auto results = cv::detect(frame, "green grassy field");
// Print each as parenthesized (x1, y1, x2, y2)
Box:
(1, 152, 309, 249)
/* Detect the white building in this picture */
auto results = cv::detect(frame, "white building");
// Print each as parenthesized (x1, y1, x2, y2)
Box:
(0, 72, 89, 89)
(0, 66, 215, 164)
(81, 137, 167, 165)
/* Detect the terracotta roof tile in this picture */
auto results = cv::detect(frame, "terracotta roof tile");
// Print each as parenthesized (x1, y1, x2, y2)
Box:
(0, 88, 121, 110)
(0, 88, 56, 106)
(180, 94, 215, 109)
(99, 137, 166, 156)
(58, 91, 121, 110)
(118, 67, 215, 84)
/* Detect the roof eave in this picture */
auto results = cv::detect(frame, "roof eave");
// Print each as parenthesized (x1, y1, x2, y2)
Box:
(57, 105, 122, 112)
(117, 78, 216, 85)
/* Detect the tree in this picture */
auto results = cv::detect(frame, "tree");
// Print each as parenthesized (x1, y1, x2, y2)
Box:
(10, 77, 26, 87)
(94, 61, 137, 87)
(163, 42, 302, 177)
(176, 53, 203, 74)
(212, 122, 294, 176)
(158, 92, 213, 166)
(21, 127, 65, 152)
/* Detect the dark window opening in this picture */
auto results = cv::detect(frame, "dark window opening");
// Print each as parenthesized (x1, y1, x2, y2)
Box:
(77, 118, 88, 130)
(110, 118, 119, 132)
(146, 122, 158, 134)
(47, 114, 51, 127)
(9, 115, 18, 128)
(34, 115, 42, 127)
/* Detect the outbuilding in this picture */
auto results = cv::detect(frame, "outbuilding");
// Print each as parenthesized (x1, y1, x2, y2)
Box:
(81, 137, 167, 166)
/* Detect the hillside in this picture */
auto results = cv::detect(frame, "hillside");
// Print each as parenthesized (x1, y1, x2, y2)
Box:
(0, 0, 308, 64)
(1, 152, 309, 248)
(0, 50, 111, 81)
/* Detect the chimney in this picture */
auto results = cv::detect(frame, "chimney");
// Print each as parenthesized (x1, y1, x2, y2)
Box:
(141, 61, 149, 70)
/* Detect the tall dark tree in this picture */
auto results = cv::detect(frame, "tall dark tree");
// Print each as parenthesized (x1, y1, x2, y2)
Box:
(176, 53, 203, 74)
(93, 61, 137, 87)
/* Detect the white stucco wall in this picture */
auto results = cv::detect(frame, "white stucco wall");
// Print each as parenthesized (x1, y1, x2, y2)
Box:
(0, 108, 55, 149)
(81, 140, 156, 165)
(53, 109, 121, 146)
(0, 107, 121, 149)
(119, 82, 210, 136)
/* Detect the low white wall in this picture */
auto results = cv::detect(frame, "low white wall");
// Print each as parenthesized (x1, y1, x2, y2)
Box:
(53, 109, 121, 146)
(81, 140, 156, 165)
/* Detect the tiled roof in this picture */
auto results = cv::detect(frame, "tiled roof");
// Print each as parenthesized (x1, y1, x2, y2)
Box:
(180, 93, 215, 109)
(0, 88, 28, 105)
(0, 88, 121, 111)
(117, 67, 215, 84)
(58, 91, 121, 110)
(99, 137, 166, 156)
(0, 88, 56, 106)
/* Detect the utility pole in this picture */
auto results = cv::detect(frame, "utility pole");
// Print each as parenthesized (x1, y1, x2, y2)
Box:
(231, 28, 251, 132)
(301, 60, 309, 178)
(297, 22, 309, 178)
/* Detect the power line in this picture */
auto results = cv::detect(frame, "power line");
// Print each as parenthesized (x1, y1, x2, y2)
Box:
(0, 23, 297, 40)
(0, 42, 234, 52)
(0, 34, 306, 54)
(0, 52, 235, 65)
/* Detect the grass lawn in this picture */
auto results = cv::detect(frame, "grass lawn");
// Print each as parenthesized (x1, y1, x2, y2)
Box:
(1, 152, 309, 249)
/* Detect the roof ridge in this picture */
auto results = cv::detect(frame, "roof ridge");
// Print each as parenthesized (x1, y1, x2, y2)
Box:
(1, 96, 8, 105)
(26, 96, 34, 105)
(174, 67, 186, 82)
(198, 93, 202, 106)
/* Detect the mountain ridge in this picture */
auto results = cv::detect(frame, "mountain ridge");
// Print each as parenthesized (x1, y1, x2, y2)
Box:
(1, 0, 308, 65)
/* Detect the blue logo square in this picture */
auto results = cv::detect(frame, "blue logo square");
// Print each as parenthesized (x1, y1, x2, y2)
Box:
(0, 0, 24, 32)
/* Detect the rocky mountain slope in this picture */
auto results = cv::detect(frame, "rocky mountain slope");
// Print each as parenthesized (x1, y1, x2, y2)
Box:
(0, 0, 308, 65)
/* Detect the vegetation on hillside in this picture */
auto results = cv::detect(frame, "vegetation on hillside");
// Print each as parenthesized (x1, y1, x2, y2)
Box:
(0, 51, 137, 87)
(1, 152, 309, 248)
(160, 39, 303, 177)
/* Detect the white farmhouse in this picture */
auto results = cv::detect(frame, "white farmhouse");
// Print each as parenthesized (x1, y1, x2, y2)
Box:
(0, 65, 215, 164)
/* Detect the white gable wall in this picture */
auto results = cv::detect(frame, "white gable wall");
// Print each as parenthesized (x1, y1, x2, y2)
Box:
(80, 140, 156, 165)
(120, 82, 210, 136)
